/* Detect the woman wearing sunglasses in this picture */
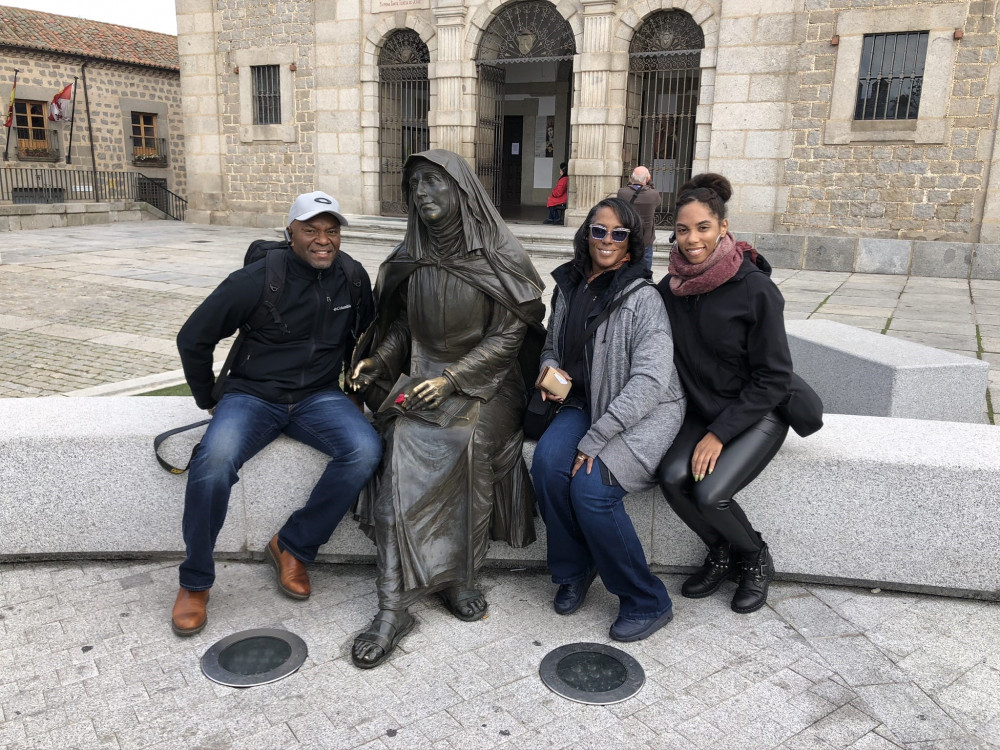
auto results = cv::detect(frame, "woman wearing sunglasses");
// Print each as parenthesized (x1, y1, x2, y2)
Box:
(529, 197, 686, 642)
(656, 173, 792, 614)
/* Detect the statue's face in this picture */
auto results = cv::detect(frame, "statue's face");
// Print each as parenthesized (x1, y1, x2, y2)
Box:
(408, 164, 458, 226)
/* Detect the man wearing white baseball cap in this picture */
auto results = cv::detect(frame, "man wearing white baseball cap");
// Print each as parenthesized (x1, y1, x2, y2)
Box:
(172, 191, 379, 637)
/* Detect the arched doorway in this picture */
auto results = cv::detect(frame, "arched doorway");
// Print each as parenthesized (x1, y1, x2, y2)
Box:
(379, 30, 430, 216)
(624, 10, 704, 226)
(475, 1, 575, 219)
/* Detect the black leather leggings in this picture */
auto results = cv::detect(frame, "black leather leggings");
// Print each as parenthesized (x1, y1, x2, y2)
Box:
(658, 411, 788, 554)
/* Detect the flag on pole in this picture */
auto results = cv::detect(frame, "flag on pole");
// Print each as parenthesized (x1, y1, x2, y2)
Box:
(48, 83, 73, 122)
(3, 78, 15, 128)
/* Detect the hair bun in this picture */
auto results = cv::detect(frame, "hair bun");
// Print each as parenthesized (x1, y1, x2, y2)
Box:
(682, 173, 732, 203)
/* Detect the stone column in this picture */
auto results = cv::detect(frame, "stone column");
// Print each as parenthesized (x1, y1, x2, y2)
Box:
(314, 0, 364, 212)
(430, 3, 477, 159)
(708, 0, 803, 233)
(569, 0, 622, 225)
(176, 0, 228, 224)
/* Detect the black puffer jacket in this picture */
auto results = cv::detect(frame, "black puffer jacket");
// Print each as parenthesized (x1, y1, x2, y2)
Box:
(656, 252, 792, 444)
(177, 248, 374, 410)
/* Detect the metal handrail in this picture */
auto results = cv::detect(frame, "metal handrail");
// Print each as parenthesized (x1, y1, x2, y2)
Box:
(0, 167, 187, 220)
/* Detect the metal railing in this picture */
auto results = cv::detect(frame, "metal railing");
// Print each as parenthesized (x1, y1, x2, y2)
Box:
(1, 167, 187, 220)
(15, 129, 60, 162)
(129, 136, 169, 167)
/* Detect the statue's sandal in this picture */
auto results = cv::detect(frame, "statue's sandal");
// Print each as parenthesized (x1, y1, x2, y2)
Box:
(351, 610, 415, 669)
(438, 587, 488, 622)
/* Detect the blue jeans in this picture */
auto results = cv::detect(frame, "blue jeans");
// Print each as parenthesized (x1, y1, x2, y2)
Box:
(179, 389, 382, 590)
(530, 406, 672, 619)
(643, 244, 654, 272)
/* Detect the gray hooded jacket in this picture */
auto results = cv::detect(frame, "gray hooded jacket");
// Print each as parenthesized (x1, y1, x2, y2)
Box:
(540, 275, 686, 492)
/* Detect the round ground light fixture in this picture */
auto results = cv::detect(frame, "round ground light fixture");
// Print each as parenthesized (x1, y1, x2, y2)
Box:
(201, 628, 307, 688)
(539, 642, 645, 705)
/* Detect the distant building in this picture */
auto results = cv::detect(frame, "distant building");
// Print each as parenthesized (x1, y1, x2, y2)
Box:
(175, 0, 1000, 251)
(0, 6, 186, 204)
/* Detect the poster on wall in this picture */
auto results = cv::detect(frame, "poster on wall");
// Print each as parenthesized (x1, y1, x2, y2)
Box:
(535, 115, 554, 158)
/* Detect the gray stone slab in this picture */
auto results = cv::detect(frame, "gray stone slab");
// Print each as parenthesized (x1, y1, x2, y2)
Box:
(856, 239, 913, 275)
(886, 329, 979, 354)
(911, 241, 974, 279)
(972, 244, 1000, 280)
(5, 399, 1000, 601)
(804, 236, 856, 272)
(755, 234, 806, 269)
(854, 683, 965, 743)
(786, 319, 988, 422)
(0, 398, 241, 556)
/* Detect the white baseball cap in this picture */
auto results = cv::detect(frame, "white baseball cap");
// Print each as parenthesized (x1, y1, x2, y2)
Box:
(287, 191, 349, 227)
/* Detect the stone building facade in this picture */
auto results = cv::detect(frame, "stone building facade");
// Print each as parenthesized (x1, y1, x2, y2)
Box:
(176, 0, 1000, 255)
(0, 8, 186, 199)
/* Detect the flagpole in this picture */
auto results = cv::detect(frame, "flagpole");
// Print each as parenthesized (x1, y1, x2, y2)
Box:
(65, 77, 78, 164)
(3, 69, 18, 162)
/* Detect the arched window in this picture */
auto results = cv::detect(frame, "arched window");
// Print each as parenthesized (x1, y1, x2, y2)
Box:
(379, 30, 430, 216)
(624, 10, 704, 226)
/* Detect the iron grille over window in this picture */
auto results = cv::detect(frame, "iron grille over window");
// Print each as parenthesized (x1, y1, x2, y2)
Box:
(251, 65, 281, 125)
(855, 31, 928, 121)
(378, 30, 430, 216)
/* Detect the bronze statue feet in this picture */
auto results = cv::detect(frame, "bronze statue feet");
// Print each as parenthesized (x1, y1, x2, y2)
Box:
(438, 586, 488, 622)
(351, 609, 415, 669)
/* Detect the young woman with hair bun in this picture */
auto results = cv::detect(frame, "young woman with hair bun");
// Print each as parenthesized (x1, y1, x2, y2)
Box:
(656, 173, 793, 614)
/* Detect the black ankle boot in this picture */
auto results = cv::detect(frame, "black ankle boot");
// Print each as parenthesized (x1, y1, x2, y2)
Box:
(681, 543, 736, 599)
(731, 542, 774, 614)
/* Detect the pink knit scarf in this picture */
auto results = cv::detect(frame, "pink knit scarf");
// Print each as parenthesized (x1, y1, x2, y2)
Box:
(668, 232, 756, 296)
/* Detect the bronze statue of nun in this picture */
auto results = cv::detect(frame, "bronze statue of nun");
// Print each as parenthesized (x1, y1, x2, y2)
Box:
(348, 149, 545, 668)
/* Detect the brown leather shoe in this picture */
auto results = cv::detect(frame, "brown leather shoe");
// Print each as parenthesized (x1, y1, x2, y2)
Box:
(171, 588, 209, 636)
(266, 534, 311, 600)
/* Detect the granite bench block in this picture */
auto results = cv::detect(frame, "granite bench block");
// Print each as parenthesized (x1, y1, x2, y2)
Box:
(911, 241, 973, 279)
(5, 399, 1000, 599)
(0, 398, 243, 556)
(973, 244, 1000, 280)
(753, 233, 805, 269)
(785, 319, 989, 423)
(856, 238, 912, 274)
(672, 415, 1000, 596)
(803, 235, 856, 272)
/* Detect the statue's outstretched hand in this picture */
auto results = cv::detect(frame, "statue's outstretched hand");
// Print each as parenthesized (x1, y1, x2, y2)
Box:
(349, 358, 382, 392)
(409, 376, 454, 409)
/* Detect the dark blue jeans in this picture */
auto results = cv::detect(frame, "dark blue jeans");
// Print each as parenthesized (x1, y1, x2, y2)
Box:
(530, 406, 672, 619)
(179, 389, 382, 590)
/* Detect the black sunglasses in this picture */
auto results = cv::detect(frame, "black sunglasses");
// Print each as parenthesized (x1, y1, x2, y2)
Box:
(590, 224, 631, 243)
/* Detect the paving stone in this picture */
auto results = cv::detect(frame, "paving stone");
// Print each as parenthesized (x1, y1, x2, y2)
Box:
(854, 683, 965, 744)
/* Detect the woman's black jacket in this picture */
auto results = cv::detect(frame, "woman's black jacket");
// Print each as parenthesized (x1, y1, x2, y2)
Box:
(656, 253, 792, 444)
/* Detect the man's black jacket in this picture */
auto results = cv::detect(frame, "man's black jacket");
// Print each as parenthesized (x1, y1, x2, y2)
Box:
(177, 248, 374, 410)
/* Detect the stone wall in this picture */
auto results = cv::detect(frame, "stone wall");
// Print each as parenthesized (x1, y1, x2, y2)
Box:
(177, 0, 1000, 244)
(0, 49, 186, 197)
(780, 0, 1000, 242)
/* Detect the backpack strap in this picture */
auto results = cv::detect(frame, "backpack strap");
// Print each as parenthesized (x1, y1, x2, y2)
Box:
(338, 252, 364, 341)
(629, 185, 641, 204)
(210, 246, 288, 403)
(562, 281, 648, 367)
(153, 419, 211, 474)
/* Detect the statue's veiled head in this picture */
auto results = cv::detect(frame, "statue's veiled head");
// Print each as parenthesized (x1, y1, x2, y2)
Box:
(405, 161, 460, 227)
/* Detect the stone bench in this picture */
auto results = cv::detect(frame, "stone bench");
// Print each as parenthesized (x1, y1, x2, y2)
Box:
(2, 397, 999, 599)
(785, 319, 989, 423)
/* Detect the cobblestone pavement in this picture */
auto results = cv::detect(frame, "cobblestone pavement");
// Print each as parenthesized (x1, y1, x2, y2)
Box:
(1, 221, 996, 419)
(0, 560, 998, 750)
